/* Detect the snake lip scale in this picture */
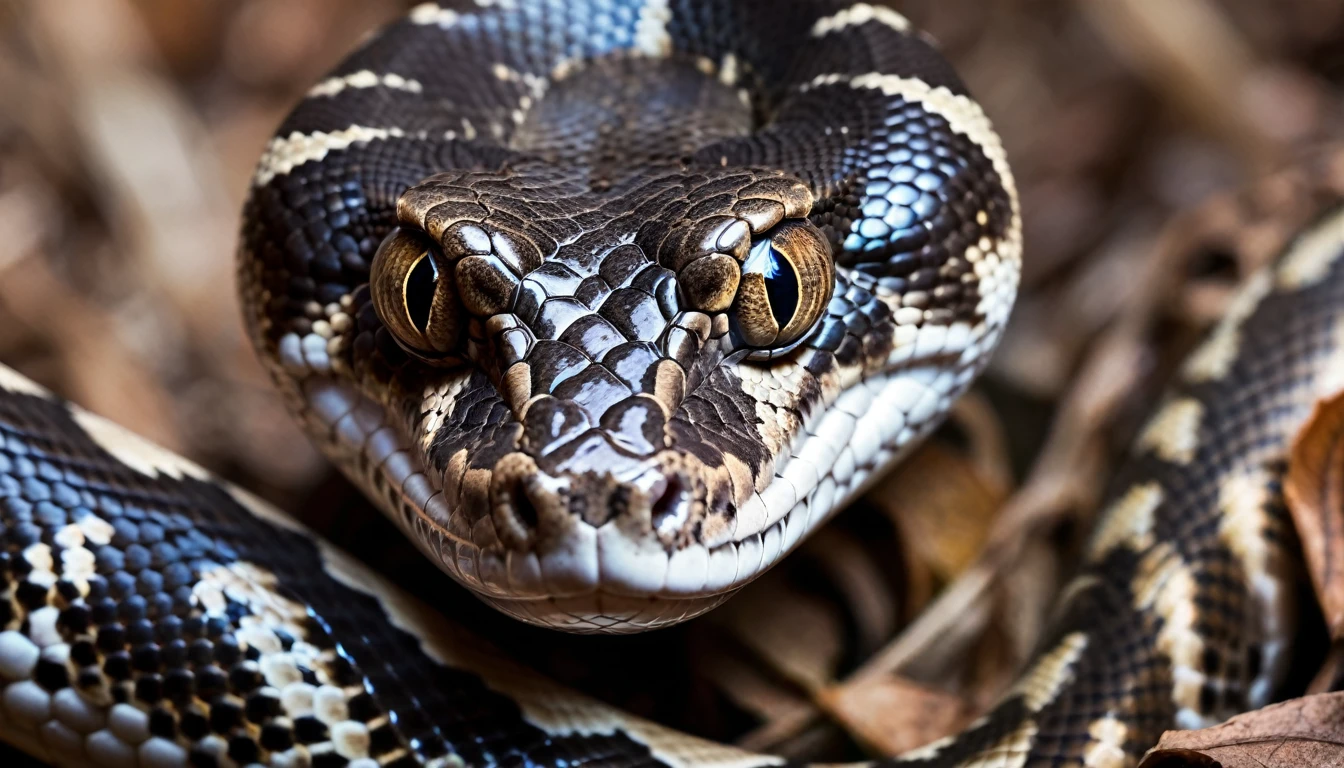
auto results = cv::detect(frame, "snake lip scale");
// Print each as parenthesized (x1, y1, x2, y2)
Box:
(0, 1, 1333, 767)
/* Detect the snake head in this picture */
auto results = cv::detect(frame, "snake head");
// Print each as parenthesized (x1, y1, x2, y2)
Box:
(239, 6, 1020, 633)
(339, 167, 852, 630)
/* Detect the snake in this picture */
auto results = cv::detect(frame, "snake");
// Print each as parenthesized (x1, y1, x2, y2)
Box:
(0, 0, 1337, 766)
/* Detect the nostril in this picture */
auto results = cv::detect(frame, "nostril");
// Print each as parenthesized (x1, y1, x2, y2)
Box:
(650, 474, 689, 536)
(513, 479, 540, 530)
(492, 469, 541, 548)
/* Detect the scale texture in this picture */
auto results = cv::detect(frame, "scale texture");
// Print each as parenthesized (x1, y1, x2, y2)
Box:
(0, 1, 1333, 767)
(238, 0, 1021, 631)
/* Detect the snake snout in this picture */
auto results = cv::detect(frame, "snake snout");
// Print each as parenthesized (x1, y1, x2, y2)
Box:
(488, 451, 701, 551)
(477, 446, 735, 622)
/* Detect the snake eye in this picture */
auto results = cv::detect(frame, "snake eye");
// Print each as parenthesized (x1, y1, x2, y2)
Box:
(747, 239, 800, 327)
(370, 227, 463, 361)
(730, 220, 834, 352)
(404, 252, 438, 333)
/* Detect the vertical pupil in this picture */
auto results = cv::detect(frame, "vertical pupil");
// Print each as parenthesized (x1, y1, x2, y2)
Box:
(404, 253, 438, 333)
(746, 239, 800, 328)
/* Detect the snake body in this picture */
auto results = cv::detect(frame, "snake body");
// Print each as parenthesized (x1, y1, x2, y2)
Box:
(0, 1, 1335, 766)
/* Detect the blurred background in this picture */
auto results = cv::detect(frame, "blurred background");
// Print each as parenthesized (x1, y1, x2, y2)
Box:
(2, 0, 1344, 762)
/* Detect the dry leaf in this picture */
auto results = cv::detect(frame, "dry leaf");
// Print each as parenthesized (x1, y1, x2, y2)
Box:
(713, 577, 845, 694)
(1079, 0, 1283, 173)
(1137, 692, 1344, 767)
(818, 674, 969, 757)
(1284, 390, 1344, 638)
(803, 526, 902, 654)
(870, 442, 1005, 581)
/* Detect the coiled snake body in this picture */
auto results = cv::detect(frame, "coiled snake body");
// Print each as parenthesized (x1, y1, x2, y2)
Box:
(0, 1, 1335, 766)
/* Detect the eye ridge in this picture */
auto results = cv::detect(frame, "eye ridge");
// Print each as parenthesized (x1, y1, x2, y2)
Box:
(403, 252, 439, 333)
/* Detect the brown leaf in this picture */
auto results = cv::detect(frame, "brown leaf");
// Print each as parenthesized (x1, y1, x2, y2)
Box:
(1079, 0, 1283, 173)
(1137, 693, 1344, 767)
(1284, 390, 1344, 639)
(817, 674, 969, 757)
(870, 441, 1005, 582)
(712, 576, 845, 694)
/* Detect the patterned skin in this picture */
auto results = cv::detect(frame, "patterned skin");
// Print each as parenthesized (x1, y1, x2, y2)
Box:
(238, 0, 1020, 631)
(887, 203, 1344, 764)
(0, 215, 1336, 766)
(0, 2, 1328, 767)
(0, 367, 743, 767)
